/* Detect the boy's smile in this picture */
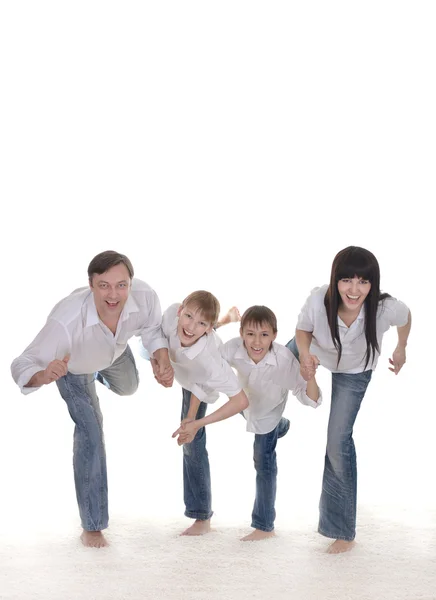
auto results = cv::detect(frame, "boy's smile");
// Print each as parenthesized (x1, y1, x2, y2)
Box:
(177, 304, 212, 347)
(241, 321, 277, 364)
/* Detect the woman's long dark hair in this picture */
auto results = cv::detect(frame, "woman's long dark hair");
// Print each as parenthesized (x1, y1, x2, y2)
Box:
(324, 246, 390, 369)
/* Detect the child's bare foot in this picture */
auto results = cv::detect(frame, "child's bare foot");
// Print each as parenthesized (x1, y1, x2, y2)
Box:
(216, 307, 240, 328)
(181, 519, 211, 536)
(80, 530, 109, 548)
(241, 529, 275, 542)
(326, 539, 355, 554)
(227, 307, 240, 323)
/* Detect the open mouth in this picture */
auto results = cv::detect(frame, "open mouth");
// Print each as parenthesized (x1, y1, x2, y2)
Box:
(106, 301, 119, 308)
(250, 347, 264, 354)
(182, 328, 195, 338)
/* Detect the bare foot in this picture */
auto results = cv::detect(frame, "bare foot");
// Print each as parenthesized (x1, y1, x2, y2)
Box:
(227, 307, 240, 323)
(180, 519, 211, 536)
(326, 539, 355, 554)
(80, 530, 109, 548)
(241, 529, 276, 542)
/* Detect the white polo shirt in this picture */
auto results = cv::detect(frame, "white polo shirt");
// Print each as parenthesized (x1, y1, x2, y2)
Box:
(11, 278, 168, 394)
(296, 285, 410, 373)
(221, 338, 321, 434)
(161, 303, 242, 403)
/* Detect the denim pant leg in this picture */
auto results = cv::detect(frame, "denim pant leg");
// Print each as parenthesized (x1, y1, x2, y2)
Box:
(318, 370, 372, 541)
(56, 373, 108, 531)
(286, 337, 299, 360)
(97, 345, 139, 396)
(181, 389, 213, 520)
(251, 420, 284, 532)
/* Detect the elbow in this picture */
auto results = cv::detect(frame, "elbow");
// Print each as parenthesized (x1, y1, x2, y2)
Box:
(240, 394, 249, 410)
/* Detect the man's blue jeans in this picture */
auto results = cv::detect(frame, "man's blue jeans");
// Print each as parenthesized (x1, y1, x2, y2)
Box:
(56, 346, 139, 531)
(251, 417, 290, 532)
(181, 389, 213, 520)
(286, 337, 372, 541)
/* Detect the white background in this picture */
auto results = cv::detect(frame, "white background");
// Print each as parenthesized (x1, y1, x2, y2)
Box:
(0, 2, 434, 536)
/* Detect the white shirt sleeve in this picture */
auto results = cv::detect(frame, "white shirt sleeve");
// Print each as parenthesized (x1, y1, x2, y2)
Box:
(274, 350, 322, 408)
(10, 318, 71, 395)
(139, 291, 168, 356)
(382, 297, 410, 327)
(193, 354, 242, 404)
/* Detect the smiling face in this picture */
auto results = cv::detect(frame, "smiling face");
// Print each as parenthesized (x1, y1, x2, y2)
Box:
(90, 263, 132, 322)
(337, 275, 372, 314)
(240, 321, 277, 364)
(177, 304, 213, 347)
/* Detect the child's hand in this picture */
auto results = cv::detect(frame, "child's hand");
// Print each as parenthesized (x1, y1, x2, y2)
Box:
(299, 353, 320, 381)
(151, 358, 174, 387)
(172, 419, 199, 445)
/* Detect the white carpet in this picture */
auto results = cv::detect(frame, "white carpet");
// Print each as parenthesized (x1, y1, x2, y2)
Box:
(2, 507, 435, 600)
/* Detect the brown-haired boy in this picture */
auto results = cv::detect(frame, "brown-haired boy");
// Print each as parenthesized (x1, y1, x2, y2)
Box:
(147, 292, 248, 535)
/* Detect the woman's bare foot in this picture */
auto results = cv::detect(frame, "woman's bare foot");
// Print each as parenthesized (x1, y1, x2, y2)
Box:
(326, 539, 355, 554)
(241, 529, 276, 542)
(80, 530, 109, 548)
(181, 519, 211, 536)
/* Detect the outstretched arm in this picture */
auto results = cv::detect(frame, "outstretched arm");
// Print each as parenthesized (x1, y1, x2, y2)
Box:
(173, 389, 248, 444)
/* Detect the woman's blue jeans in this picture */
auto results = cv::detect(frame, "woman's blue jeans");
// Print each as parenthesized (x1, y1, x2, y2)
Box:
(286, 337, 372, 541)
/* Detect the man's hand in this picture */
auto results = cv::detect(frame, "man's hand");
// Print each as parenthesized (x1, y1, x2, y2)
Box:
(151, 349, 174, 387)
(41, 355, 70, 385)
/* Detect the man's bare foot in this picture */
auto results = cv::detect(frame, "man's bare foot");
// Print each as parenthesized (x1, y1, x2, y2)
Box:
(241, 529, 276, 542)
(180, 519, 211, 536)
(326, 539, 355, 554)
(80, 530, 109, 548)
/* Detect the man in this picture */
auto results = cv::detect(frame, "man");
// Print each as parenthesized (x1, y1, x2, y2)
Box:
(11, 250, 173, 547)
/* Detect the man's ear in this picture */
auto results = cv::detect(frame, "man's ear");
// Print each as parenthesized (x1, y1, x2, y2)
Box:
(177, 305, 183, 317)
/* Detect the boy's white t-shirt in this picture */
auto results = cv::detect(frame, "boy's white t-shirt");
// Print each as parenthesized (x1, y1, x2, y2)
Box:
(161, 303, 242, 403)
(296, 285, 410, 373)
(221, 338, 321, 435)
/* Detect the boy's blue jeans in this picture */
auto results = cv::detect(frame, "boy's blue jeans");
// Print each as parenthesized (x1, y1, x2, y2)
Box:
(56, 346, 139, 531)
(286, 338, 372, 541)
(251, 416, 290, 532)
(181, 389, 213, 520)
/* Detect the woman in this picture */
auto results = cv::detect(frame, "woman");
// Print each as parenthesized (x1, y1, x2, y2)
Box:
(287, 246, 411, 554)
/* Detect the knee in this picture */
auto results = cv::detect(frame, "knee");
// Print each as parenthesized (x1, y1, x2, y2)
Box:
(253, 448, 276, 475)
(111, 378, 139, 396)
(326, 434, 352, 470)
